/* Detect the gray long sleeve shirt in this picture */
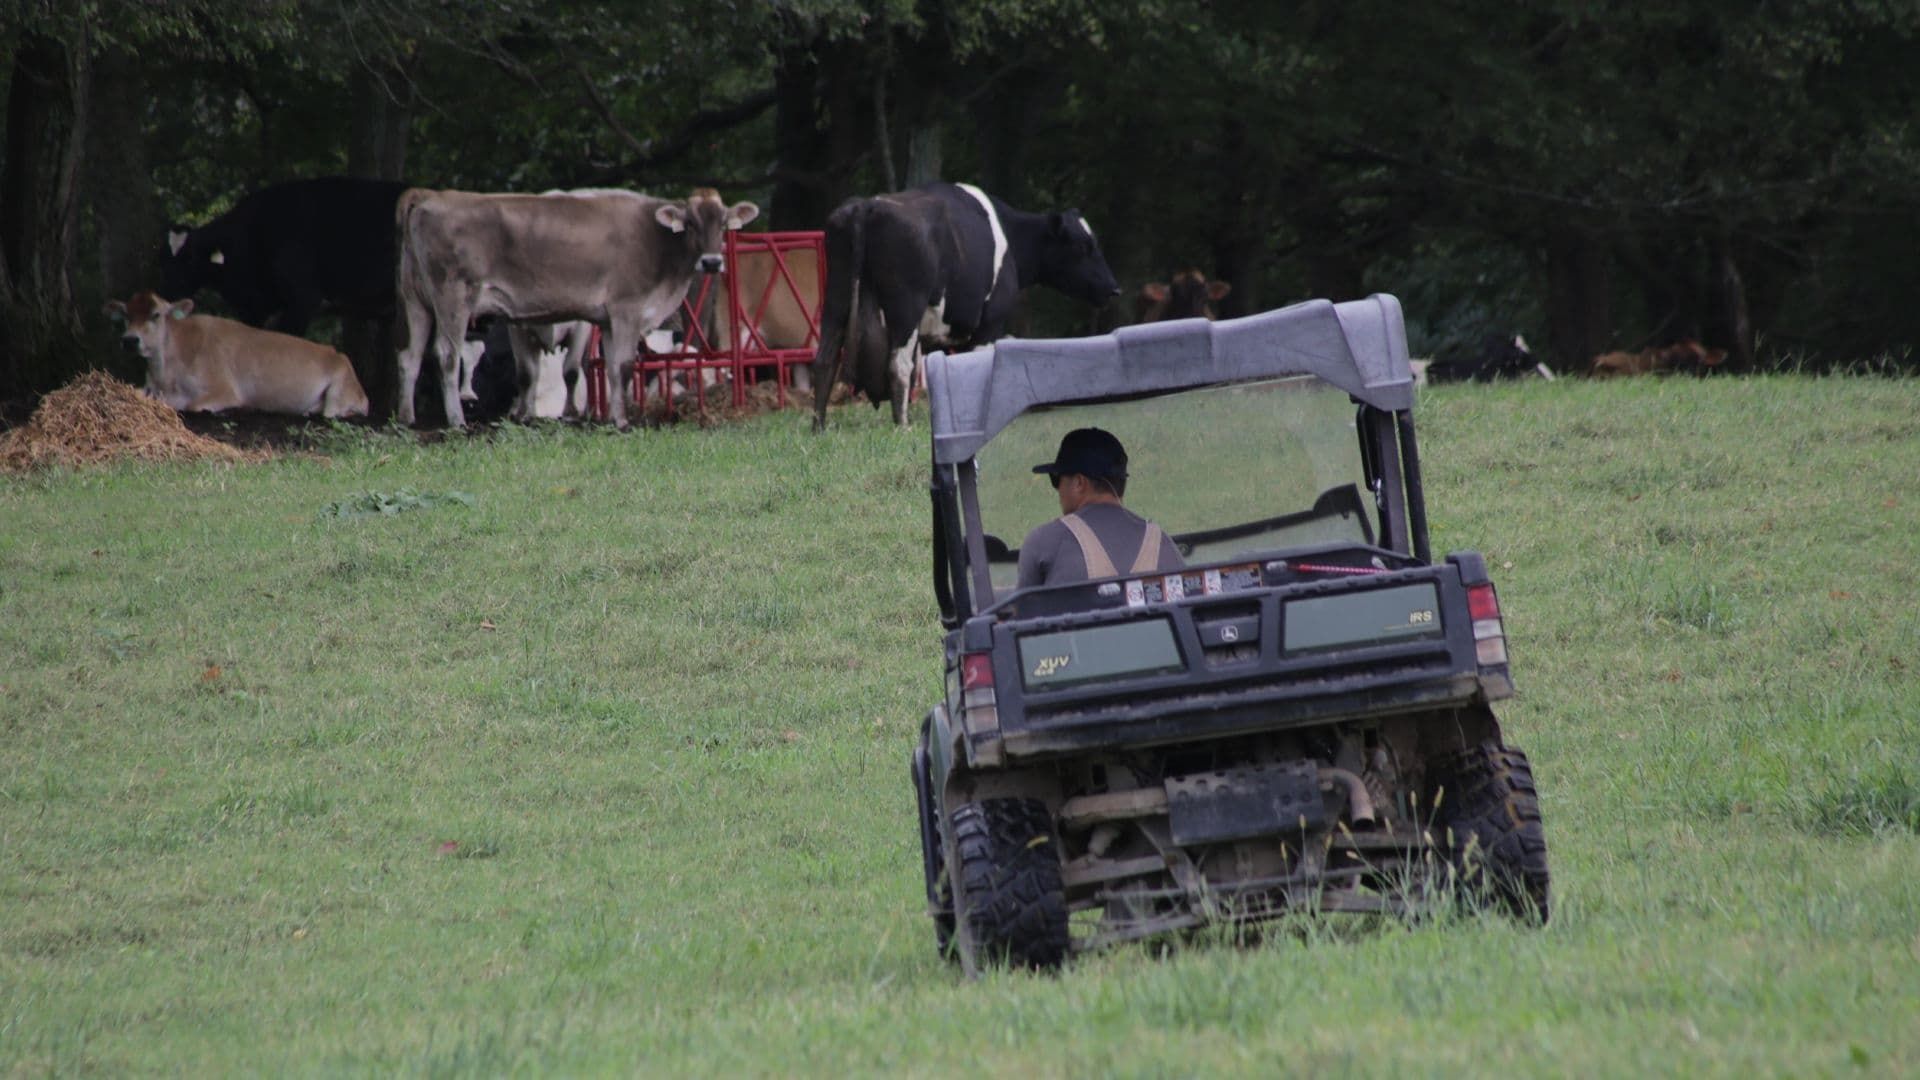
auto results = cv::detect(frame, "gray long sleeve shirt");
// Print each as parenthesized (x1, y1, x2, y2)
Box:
(1016, 502, 1184, 588)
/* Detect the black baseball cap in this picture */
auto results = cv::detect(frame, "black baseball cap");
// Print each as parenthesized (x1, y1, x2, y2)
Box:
(1033, 427, 1128, 481)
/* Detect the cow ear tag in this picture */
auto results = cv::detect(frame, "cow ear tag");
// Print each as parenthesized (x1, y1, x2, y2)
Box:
(167, 231, 188, 256)
(655, 206, 686, 233)
(209, 250, 225, 265)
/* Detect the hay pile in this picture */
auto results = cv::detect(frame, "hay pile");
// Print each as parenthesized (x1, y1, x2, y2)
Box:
(0, 371, 262, 473)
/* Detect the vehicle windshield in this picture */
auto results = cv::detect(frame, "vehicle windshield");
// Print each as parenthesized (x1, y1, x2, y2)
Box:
(975, 375, 1374, 593)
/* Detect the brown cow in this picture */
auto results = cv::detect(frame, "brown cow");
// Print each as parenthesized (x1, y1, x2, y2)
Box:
(104, 291, 368, 417)
(1135, 269, 1232, 323)
(710, 245, 823, 390)
(394, 186, 757, 428)
(1590, 340, 1727, 378)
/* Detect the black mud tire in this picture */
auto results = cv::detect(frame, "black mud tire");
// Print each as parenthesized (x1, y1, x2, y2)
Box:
(950, 798, 1069, 973)
(1431, 740, 1551, 923)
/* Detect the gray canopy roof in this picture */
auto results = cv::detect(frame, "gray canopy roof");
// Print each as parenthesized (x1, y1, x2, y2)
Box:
(926, 294, 1414, 466)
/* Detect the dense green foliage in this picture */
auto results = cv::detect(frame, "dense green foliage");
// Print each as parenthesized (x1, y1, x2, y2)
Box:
(3, 380, 1918, 1072)
(3, 0, 1920, 398)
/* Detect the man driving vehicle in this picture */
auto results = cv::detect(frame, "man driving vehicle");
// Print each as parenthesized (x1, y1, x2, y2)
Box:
(1017, 427, 1184, 588)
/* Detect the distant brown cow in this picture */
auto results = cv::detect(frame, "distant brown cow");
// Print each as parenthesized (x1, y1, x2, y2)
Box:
(711, 246, 822, 390)
(1591, 340, 1727, 378)
(104, 291, 368, 417)
(1135, 269, 1232, 322)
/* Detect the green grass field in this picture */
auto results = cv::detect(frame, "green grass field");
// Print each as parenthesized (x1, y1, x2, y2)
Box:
(3, 376, 1918, 1075)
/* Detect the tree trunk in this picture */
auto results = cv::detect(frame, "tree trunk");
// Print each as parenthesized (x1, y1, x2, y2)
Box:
(0, 25, 93, 402)
(83, 48, 160, 305)
(1707, 228, 1754, 372)
(1210, 117, 1265, 318)
(770, 35, 832, 229)
(1544, 227, 1612, 372)
(894, 30, 945, 190)
(348, 59, 414, 183)
(872, 69, 896, 192)
(971, 66, 1057, 206)
(345, 58, 415, 420)
(905, 125, 943, 188)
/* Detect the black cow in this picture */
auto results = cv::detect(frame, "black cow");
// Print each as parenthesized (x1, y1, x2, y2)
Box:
(1426, 333, 1555, 383)
(160, 177, 411, 334)
(810, 181, 1121, 429)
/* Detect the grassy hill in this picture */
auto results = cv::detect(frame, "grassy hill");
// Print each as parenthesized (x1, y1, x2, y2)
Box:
(3, 376, 1916, 1074)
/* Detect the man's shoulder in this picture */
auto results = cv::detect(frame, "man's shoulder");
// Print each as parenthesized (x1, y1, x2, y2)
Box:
(1078, 502, 1143, 522)
(1022, 517, 1072, 547)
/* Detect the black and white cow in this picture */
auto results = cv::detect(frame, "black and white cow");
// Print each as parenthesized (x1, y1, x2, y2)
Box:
(159, 176, 411, 334)
(1425, 333, 1555, 383)
(810, 182, 1120, 429)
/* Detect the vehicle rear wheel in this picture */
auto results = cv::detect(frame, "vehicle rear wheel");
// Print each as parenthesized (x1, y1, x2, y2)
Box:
(1431, 740, 1551, 923)
(950, 798, 1069, 973)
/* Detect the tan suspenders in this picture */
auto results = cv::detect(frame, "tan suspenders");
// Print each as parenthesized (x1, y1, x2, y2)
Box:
(1059, 513, 1167, 579)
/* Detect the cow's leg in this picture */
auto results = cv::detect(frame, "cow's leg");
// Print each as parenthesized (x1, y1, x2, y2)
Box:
(602, 322, 641, 429)
(561, 324, 589, 419)
(322, 373, 366, 418)
(393, 297, 433, 427)
(888, 329, 920, 428)
(432, 312, 470, 429)
(458, 336, 485, 403)
(505, 324, 542, 421)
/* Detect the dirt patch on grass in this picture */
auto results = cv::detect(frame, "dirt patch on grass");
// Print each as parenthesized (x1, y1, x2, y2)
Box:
(0, 371, 264, 473)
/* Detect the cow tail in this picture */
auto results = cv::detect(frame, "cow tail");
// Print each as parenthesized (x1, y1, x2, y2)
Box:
(391, 187, 422, 349)
(836, 202, 867, 399)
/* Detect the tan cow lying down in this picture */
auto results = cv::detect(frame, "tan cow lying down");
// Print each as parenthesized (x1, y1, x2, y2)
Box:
(1590, 340, 1728, 378)
(105, 292, 368, 417)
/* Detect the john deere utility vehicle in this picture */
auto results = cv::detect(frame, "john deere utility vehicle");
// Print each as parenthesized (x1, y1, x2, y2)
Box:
(913, 295, 1549, 973)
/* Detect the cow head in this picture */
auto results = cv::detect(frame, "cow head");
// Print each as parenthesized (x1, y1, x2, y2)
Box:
(1037, 209, 1121, 305)
(104, 292, 193, 380)
(157, 223, 228, 300)
(1137, 269, 1232, 322)
(654, 188, 758, 274)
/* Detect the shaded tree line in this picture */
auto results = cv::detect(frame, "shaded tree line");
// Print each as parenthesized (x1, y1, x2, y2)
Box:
(5, 0, 1918, 404)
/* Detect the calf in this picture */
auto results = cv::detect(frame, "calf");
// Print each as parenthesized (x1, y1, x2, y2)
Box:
(394, 186, 756, 428)
(104, 291, 368, 417)
(1134, 269, 1232, 322)
(505, 320, 592, 419)
(810, 181, 1120, 429)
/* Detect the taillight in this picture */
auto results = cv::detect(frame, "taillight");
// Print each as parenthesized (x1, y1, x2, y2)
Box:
(1467, 583, 1509, 666)
(961, 652, 995, 690)
(1467, 583, 1500, 621)
(957, 651, 1003, 766)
